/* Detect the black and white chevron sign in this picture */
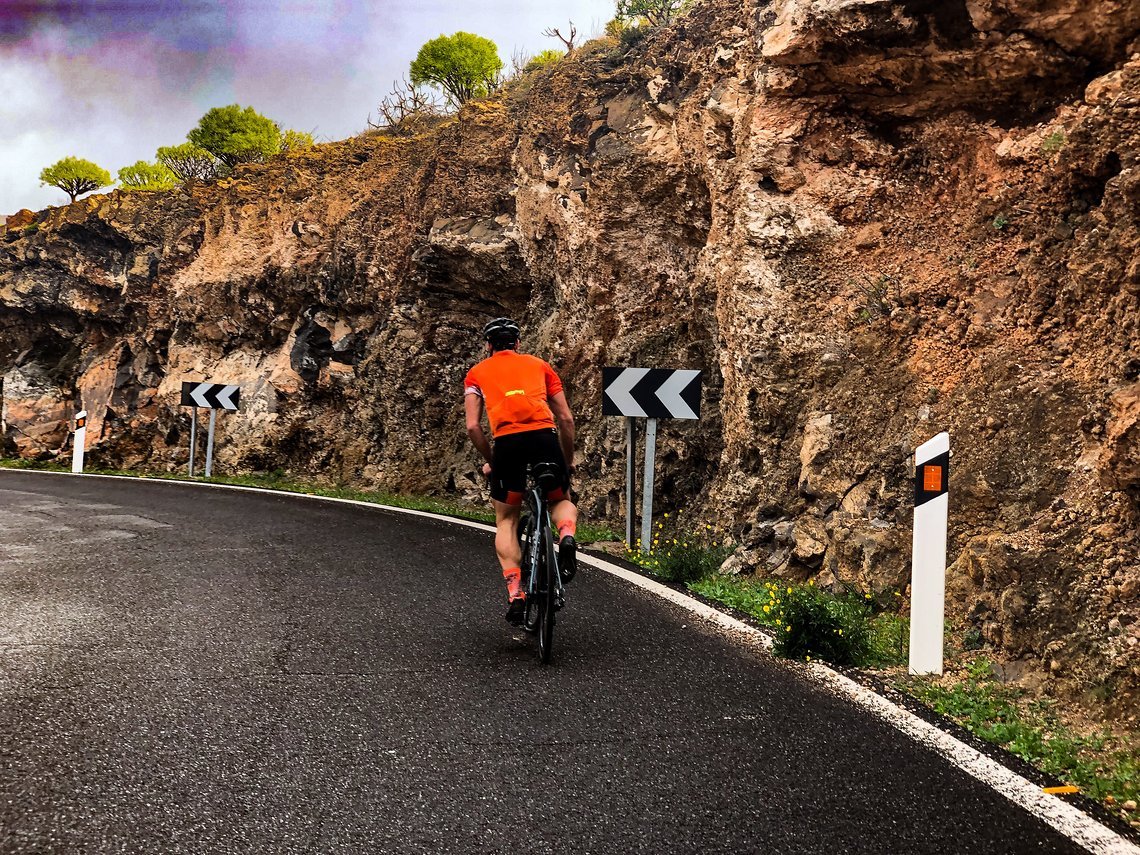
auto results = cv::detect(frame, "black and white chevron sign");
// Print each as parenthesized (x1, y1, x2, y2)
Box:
(180, 381, 241, 411)
(602, 367, 702, 419)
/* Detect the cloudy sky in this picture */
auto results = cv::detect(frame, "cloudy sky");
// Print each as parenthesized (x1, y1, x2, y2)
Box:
(0, 0, 617, 214)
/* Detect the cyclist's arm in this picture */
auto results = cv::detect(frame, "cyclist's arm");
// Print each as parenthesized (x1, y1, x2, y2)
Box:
(549, 391, 575, 472)
(465, 393, 493, 465)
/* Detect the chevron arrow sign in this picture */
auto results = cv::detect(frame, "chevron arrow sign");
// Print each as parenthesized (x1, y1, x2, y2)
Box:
(602, 368, 702, 419)
(180, 381, 241, 411)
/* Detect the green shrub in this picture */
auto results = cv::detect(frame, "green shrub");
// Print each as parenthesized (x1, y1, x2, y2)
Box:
(774, 584, 873, 666)
(656, 539, 733, 583)
(524, 49, 564, 74)
(1041, 131, 1066, 154)
(627, 517, 732, 584)
(867, 609, 909, 666)
(619, 24, 649, 51)
(117, 160, 177, 192)
(281, 129, 315, 152)
(616, 0, 686, 26)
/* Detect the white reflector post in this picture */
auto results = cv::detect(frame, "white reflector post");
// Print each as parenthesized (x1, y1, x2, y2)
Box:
(71, 410, 87, 474)
(909, 431, 950, 675)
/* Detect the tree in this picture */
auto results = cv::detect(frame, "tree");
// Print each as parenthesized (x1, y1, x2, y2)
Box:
(615, 0, 686, 26)
(187, 105, 282, 167)
(156, 142, 219, 181)
(117, 160, 178, 192)
(281, 129, 315, 152)
(39, 157, 112, 203)
(410, 32, 503, 108)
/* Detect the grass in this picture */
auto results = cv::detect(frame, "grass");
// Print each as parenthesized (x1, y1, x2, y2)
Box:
(900, 658, 1140, 811)
(689, 575, 909, 667)
(0, 458, 620, 543)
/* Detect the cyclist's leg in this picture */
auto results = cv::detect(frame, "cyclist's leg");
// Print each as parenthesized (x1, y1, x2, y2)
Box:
(549, 498, 577, 535)
(535, 429, 579, 580)
(489, 434, 527, 622)
(492, 500, 523, 574)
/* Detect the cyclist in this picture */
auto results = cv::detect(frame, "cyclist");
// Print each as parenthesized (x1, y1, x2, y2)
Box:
(464, 317, 578, 626)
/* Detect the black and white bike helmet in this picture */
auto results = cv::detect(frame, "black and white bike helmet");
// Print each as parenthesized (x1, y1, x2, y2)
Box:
(482, 317, 520, 345)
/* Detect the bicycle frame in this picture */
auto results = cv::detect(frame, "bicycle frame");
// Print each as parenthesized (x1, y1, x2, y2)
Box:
(522, 485, 563, 605)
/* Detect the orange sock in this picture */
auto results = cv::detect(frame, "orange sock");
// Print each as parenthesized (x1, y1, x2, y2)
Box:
(503, 567, 523, 600)
(558, 520, 576, 539)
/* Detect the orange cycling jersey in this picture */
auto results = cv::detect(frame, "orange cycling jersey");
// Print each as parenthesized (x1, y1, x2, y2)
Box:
(464, 350, 564, 438)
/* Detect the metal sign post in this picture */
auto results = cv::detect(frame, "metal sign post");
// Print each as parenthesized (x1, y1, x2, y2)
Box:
(602, 367, 702, 553)
(180, 381, 241, 479)
(71, 410, 87, 474)
(909, 431, 950, 675)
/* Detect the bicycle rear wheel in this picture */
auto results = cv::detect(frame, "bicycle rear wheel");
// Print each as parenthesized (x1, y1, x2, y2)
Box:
(536, 521, 556, 664)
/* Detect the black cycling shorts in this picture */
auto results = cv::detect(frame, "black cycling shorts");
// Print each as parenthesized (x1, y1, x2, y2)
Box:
(490, 428, 570, 505)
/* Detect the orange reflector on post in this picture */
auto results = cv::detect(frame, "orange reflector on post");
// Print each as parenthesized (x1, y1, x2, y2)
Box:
(76, 417, 86, 429)
(923, 465, 942, 492)
(1042, 785, 1079, 795)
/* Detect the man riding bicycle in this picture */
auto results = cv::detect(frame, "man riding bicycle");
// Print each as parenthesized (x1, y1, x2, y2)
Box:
(464, 318, 578, 626)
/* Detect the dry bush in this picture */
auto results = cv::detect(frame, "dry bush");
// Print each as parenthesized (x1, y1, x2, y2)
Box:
(369, 78, 446, 136)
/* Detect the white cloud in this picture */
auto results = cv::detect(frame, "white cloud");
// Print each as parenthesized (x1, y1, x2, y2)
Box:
(1, 0, 621, 214)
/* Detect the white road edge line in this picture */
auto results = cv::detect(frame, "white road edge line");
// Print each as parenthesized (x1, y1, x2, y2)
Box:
(5, 469, 1138, 855)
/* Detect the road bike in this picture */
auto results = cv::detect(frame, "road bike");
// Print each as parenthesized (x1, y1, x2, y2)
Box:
(517, 462, 567, 664)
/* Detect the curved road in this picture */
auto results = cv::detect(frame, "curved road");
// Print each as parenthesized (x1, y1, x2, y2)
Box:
(0, 471, 1090, 853)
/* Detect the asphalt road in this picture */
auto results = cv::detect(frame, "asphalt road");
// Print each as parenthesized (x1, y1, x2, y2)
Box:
(0, 471, 1087, 854)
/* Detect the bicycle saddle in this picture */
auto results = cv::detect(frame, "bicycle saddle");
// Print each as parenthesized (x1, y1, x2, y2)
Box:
(531, 461, 562, 489)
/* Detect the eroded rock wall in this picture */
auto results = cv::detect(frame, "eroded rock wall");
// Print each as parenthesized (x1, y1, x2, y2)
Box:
(2, 0, 1139, 711)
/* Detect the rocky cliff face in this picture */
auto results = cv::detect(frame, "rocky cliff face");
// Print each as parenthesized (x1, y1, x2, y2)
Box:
(3, 0, 1139, 711)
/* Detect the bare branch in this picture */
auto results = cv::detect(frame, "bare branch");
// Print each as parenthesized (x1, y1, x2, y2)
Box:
(541, 21, 578, 52)
(510, 47, 532, 78)
(369, 77, 445, 136)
